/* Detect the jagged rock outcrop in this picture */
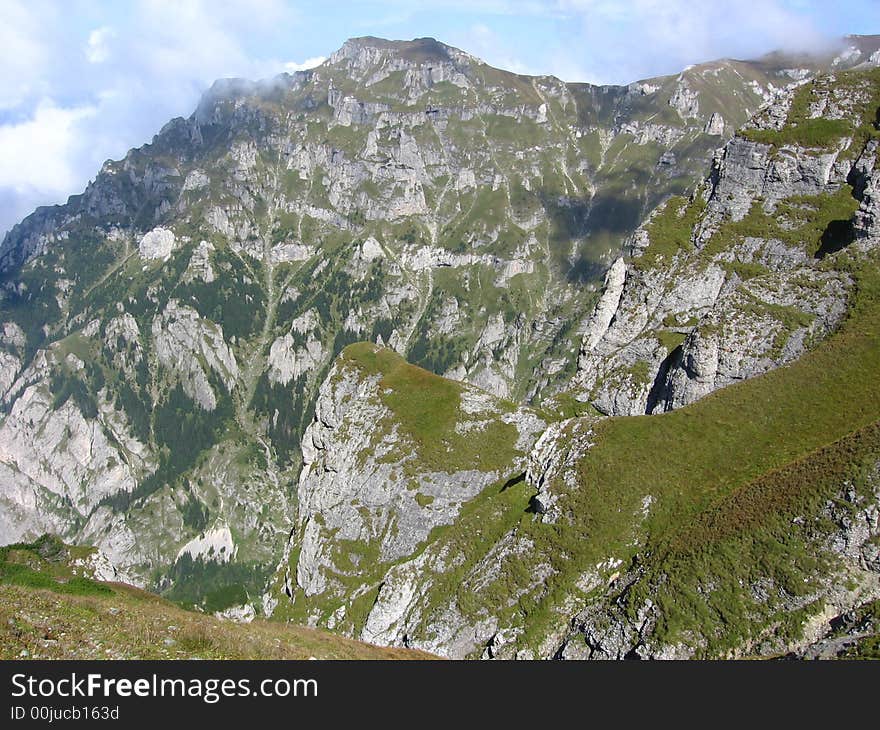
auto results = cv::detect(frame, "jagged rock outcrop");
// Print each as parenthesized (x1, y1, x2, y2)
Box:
(854, 143, 880, 239)
(285, 343, 546, 649)
(138, 227, 177, 261)
(0, 355, 151, 544)
(152, 300, 238, 411)
(570, 68, 878, 416)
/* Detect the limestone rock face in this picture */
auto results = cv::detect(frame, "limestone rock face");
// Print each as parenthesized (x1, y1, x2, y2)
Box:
(183, 240, 215, 283)
(152, 300, 238, 410)
(177, 525, 237, 564)
(0, 352, 20, 398)
(287, 345, 546, 653)
(700, 136, 842, 227)
(267, 333, 324, 386)
(0, 375, 149, 545)
(581, 258, 627, 351)
(656, 268, 848, 411)
(286, 358, 599, 658)
(71, 546, 139, 585)
(296, 344, 544, 597)
(669, 81, 699, 118)
(182, 169, 209, 192)
(570, 72, 876, 417)
(854, 141, 880, 241)
(704, 112, 725, 135)
(138, 227, 177, 261)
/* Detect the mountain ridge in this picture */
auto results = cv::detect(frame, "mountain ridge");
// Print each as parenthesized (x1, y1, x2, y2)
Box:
(0, 35, 878, 659)
(7, 33, 880, 238)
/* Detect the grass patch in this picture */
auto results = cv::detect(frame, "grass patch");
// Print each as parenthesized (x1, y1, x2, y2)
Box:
(742, 118, 851, 149)
(721, 260, 771, 280)
(702, 186, 859, 259)
(0, 582, 435, 660)
(629, 421, 880, 655)
(341, 343, 525, 474)
(635, 195, 706, 271)
(739, 68, 880, 151)
(0, 537, 113, 598)
(655, 330, 687, 353)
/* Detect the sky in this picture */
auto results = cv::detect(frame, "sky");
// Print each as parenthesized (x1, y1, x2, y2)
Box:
(1, 0, 878, 237)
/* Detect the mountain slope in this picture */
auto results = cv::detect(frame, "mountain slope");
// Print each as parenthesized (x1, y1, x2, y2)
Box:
(0, 35, 877, 622)
(280, 65, 880, 658)
(0, 536, 432, 659)
(571, 66, 880, 416)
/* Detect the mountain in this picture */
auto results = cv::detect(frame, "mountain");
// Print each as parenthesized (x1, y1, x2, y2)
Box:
(281, 61, 880, 658)
(0, 35, 878, 657)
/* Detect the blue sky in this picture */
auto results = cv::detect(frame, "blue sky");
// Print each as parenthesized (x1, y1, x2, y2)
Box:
(1, 0, 878, 236)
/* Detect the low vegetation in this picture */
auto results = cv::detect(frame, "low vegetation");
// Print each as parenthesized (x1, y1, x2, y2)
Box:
(634, 195, 706, 271)
(740, 67, 880, 151)
(514, 250, 880, 652)
(700, 187, 860, 260)
(341, 342, 526, 474)
(0, 538, 433, 660)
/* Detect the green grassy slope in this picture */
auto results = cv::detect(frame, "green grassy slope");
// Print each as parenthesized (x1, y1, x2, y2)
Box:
(359, 248, 880, 658)
(0, 538, 434, 660)
(493, 246, 880, 653)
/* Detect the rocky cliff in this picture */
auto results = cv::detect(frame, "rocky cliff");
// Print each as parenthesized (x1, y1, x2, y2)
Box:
(281, 63, 880, 658)
(570, 68, 880, 416)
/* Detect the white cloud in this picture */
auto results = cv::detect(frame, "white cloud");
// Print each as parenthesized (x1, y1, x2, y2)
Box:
(85, 27, 116, 64)
(551, 0, 829, 83)
(0, 0, 52, 109)
(0, 100, 96, 194)
(453, 23, 535, 75)
(284, 56, 327, 72)
(0, 0, 312, 235)
(0, 99, 97, 232)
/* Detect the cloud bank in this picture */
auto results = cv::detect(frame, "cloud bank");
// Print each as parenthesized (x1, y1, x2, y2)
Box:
(548, 0, 833, 84)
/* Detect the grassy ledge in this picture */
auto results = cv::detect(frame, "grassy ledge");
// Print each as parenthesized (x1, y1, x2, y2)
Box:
(340, 342, 526, 474)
